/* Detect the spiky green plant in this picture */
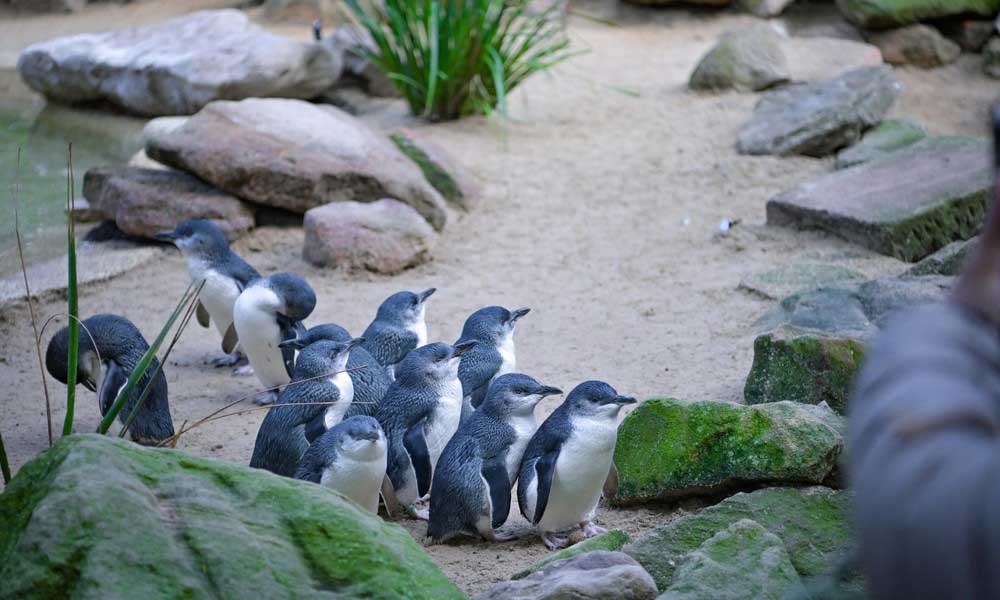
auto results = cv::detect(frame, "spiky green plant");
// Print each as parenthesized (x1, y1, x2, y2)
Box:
(344, 0, 578, 121)
(0, 430, 9, 485)
(63, 144, 79, 437)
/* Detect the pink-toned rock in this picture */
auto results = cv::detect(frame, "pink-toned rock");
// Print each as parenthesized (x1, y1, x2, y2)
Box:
(390, 128, 481, 211)
(303, 199, 436, 274)
(83, 166, 255, 240)
(145, 98, 448, 230)
(868, 24, 960, 68)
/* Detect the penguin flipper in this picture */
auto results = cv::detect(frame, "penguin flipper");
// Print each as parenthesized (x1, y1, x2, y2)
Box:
(532, 449, 560, 526)
(381, 475, 402, 517)
(98, 360, 128, 417)
(304, 413, 327, 443)
(603, 462, 620, 498)
(469, 383, 489, 411)
(403, 420, 433, 497)
(196, 301, 210, 328)
(482, 453, 512, 529)
(221, 323, 239, 354)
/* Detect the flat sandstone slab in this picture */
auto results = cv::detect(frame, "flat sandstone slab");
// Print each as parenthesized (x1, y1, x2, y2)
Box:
(767, 136, 991, 261)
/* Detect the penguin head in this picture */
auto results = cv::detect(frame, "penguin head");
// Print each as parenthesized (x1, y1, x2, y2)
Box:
(45, 314, 141, 392)
(279, 323, 351, 350)
(374, 288, 436, 326)
(293, 338, 364, 378)
(154, 219, 229, 258)
(564, 380, 636, 419)
(397, 341, 476, 385)
(481, 373, 562, 418)
(459, 306, 530, 342)
(46, 322, 98, 391)
(335, 416, 386, 461)
(267, 272, 317, 322)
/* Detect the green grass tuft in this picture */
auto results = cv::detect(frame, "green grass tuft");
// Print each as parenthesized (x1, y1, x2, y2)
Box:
(63, 144, 78, 437)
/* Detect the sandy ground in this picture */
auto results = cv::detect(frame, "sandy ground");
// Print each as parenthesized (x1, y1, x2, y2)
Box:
(1, 0, 998, 595)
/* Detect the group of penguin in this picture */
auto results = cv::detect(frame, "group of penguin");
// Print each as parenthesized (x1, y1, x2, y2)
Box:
(44, 219, 636, 549)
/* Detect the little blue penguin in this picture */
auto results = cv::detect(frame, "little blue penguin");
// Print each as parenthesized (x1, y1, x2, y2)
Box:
(233, 272, 317, 404)
(456, 306, 530, 420)
(154, 219, 261, 367)
(45, 314, 174, 445)
(280, 323, 392, 439)
(295, 415, 387, 514)
(361, 288, 436, 378)
(249, 338, 361, 477)
(517, 380, 636, 550)
(427, 373, 562, 543)
(376, 340, 477, 518)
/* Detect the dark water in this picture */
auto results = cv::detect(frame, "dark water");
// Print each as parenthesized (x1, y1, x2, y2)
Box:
(0, 97, 146, 277)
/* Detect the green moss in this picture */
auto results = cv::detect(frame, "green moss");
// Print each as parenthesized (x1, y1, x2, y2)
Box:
(744, 328, 866, 414)
(838, 0, 1000, 28)
(390, 132, 462, 205)
(881, 185, 987, 262)
(624, 486, 851, 591)
(511, 530, 631, 579)
(611, 399, 845, 505)
(0, 435, 463, 600)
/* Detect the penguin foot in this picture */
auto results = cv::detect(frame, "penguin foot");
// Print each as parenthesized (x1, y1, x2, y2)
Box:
(487, 530, 519, 542)
(232, 364, 255, 377)
(405, 505, 430, 521)
(542, 531, 570, 550)
(212, 352, 243, 367)
(580, 521, 607, 538)
(254, 391, 279, 406)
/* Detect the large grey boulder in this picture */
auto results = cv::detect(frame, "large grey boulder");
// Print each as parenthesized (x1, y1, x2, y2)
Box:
(17, 10, 340, 117)
(0, 434, 463, 599)
(659, 519, 804, 600)
(835, 117, 927, 169)
(768, 136, 991, 261)
(868, 24, 961, 68)
(737, 65, 900, 157)
(836, 0, 1000, 29)
(906, 237, 977, 276)
(303, 199, 437, 274)
(781, 37, 884, 82)
(739, 262, 866, 301)
(390, 128, 481, 211)
(476, 551, 658, 600)
(689, 25, 789, 92)
(145, 98, 448, 230)
(83, 166, 254, 240)
(985, 37, 1000, 79)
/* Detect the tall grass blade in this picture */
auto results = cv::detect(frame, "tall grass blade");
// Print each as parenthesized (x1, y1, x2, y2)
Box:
(0, 430, 10, 485)
(63, 143, 78, 437)
(11, 148, 53, 446)
(97, 281, 199, 435)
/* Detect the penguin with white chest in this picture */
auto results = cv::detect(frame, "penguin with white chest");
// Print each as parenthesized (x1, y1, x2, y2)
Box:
(517, 380, 636, 550)
(233, 272, 316, 404)
(249, 338, 362, 477)
(154, 219, 261, 368)
(455, 306, 530, 420)
(45, 314, 174, 445)
(360, 288, 436, 378)
(427, 374, 562, 543)
(376, 341, 477, 519)
(295, 416, 387, 514)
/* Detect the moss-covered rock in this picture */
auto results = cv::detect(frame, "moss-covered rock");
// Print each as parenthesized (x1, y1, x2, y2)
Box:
(689, 24, 790, 92)
(512, 530, 632, 579)
(744, 327, 865, 415)
(611, 399, 845, 505)
(0, 434, 463, 600)
(835, 118, 927, 169)
(659, 519, 803, 600)
(836, 0, 1000, 29)
(906, 236, 977, 276)
(739, 263, 866, 301)
(624, 486, 851, 591)
(390, 129, 480, 211)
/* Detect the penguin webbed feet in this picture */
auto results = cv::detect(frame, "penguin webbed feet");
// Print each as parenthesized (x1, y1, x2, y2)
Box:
(212, 352, 245, 368)
(405, 505, 430, 521)
(232, 363, 255, 377)
(580, 521, 607, 538)
(253, 390, 279, 406)
(541, 531, 570, 551)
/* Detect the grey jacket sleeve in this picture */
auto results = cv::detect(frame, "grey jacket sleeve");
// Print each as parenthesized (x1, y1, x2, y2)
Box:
(850, 302, 1000, 599)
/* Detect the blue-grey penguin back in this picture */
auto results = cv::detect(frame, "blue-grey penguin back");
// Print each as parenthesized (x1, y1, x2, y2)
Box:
(45, 314, 174, 445)
(294, 415, 382, 483)
(361, 288, 435, 368)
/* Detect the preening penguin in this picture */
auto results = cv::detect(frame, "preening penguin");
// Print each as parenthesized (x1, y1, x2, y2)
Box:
(233, 272, 316, 404)
(361, 288, 436, 377)
(45, 314, 174, 445)
(295, 416, 387, 514)
(249, 339, 360, 477)
(427, 374, 561, 544)
(517, 380, 635, 550)
(154, 219, 261, 367)
(376, 341, 477, 518)
(455, 306, 530, 419)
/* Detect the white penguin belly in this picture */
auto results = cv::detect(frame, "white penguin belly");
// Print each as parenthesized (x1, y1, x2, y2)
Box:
(423, 376, 464, 481)
(537, 417, 618, 533)
(320, 451, 387, 514)
(188, 262, 241, 337)
(409, 317, 428, 349)
(494, 335, 516, 382)
(323, 373, 354, 428)
(506, 413, 538, 483)
(234, 288, 289, 390)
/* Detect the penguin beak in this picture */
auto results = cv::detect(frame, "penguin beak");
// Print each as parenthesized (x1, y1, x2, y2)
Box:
(356, 428, 381, 442)
(153, 229, 178, 243)
(417, 288, 436, 303)
(612, 395, 637, 406)
(81, 375, 98, 393)
(347, 337, 366, 350)
(536, 385, 563, 398)
(509, 308, 530, 324)
(452, 340, 478, 357)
